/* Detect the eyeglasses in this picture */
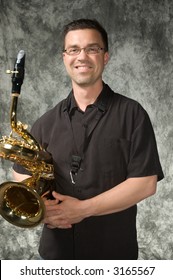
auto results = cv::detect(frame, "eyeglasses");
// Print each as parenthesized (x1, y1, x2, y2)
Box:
(63, 46, 105, 56)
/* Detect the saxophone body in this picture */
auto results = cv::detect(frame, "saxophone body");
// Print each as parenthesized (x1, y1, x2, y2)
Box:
(0, 50, 54, 228)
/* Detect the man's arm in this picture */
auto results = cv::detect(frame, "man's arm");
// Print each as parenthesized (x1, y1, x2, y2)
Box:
(12, 170, 31, 181)
(84, 175, 157, 216)
(44, 175, 157, 229)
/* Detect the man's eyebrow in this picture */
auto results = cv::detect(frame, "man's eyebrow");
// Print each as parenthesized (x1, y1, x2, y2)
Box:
(66, 43, 101, 48)
(66, 44, 78, 48)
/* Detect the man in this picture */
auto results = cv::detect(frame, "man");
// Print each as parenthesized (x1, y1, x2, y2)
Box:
(13, 18, 164, 259)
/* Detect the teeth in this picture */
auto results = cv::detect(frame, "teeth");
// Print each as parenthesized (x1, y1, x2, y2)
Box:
(76, 66, 90, 69)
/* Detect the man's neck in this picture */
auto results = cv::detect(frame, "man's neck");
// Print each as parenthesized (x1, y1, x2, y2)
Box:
(72, 81, 103, 111)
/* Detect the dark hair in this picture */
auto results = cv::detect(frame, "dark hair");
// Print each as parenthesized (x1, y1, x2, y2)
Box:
(62, 18, 108, 52)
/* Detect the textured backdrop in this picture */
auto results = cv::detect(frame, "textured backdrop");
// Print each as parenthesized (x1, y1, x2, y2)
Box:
(0, 0, 172, 260)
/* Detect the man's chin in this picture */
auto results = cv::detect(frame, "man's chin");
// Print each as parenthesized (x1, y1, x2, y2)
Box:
(73, 79, 93, 87)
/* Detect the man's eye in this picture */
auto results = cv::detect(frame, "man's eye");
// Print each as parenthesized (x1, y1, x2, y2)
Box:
(69, 48, 79, 53)
(86, 47, 99, 53)
(89, 47, 96, 51)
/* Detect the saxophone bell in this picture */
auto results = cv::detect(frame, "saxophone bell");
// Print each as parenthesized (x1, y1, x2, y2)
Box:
(0, 181, 45, 228)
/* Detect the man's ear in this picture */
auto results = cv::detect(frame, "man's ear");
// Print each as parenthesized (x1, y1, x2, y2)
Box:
(104, 52, 109, 65)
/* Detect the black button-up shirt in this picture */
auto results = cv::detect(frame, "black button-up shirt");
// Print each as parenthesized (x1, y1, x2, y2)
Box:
(14, 83, 164, 259)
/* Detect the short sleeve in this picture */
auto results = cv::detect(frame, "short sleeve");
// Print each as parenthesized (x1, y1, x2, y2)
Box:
(127, 104, 164, 181)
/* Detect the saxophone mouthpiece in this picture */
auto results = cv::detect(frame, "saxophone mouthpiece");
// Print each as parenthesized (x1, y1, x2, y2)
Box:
(16, 50, 25, 63)
(11, 50, 25, 95)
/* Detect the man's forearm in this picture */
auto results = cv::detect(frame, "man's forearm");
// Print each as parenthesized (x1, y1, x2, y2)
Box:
(82, 175, 157, 217)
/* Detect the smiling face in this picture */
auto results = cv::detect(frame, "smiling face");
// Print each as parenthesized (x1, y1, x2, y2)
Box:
(63, 29, 109, 89)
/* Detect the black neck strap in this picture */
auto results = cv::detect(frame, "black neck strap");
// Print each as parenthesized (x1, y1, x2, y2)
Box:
(63, 84, 111, 184)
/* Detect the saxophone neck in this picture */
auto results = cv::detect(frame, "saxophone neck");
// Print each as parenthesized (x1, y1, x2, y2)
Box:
(10, 95, 42, 150)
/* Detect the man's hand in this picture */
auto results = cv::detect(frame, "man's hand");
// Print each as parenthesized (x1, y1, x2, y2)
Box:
(43, 191, 86, 229)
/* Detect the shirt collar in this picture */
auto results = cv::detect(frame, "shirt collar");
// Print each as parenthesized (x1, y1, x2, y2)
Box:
(63, 82, 109, 114)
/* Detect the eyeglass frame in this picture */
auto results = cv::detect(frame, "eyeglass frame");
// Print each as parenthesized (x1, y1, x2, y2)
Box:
(63, 46, 105, 56)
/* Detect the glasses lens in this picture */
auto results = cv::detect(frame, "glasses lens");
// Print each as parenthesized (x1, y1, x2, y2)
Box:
(86, 47, 99, 54)
(67, 48, 80, 55)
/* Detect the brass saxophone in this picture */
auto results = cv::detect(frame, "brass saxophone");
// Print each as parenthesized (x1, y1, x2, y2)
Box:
(0, 50, 54, 228)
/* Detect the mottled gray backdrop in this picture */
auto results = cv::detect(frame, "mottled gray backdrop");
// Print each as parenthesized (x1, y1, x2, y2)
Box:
(0, 0, 172, 260)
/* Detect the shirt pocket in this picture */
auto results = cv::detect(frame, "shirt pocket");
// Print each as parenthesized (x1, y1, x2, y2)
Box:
(98, 137, 131, 172)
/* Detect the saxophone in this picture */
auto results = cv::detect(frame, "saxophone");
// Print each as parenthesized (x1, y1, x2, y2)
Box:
(0, 50, 54, 228)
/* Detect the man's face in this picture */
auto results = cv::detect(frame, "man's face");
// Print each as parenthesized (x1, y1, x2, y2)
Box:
(63, 29, 109, 88)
